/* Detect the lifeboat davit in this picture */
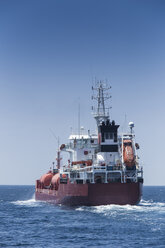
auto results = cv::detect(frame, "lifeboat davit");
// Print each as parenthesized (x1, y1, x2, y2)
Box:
(51, 173, 60, 190)
(40, 171, 53, 187)
(123, 140, 135, 167)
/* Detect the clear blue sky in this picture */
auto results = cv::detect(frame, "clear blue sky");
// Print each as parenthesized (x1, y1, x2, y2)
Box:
(0, 0, 165, 185)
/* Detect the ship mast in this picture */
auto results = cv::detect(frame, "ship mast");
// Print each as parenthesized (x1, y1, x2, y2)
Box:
(92, 80, 111, 127)
(56, 137, 62, 169)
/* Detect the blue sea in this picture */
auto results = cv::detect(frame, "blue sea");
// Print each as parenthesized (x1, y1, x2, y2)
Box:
(0, 186, 165, 248)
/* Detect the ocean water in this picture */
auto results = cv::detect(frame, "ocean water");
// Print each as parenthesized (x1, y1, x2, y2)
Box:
(0, 186, 165, 248)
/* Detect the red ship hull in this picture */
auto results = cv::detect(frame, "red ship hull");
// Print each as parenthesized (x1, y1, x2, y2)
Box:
(35, 182, 143, 206)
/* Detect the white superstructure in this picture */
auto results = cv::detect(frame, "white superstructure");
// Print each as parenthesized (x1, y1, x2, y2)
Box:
(59, 81, 143, 185)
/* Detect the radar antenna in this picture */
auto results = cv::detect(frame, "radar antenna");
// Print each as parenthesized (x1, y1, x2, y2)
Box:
(92, 80, 112, 127)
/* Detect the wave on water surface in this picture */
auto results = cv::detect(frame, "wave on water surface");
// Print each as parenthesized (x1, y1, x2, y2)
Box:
(12, 198, 38, 206)
(76, 199, 165, 214)
(11, 196, 165, 213)
(11, 194, 41, 207)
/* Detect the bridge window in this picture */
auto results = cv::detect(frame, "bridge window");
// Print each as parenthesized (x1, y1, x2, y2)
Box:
(114, 133, 117, 142)
(102, 133, 105, 142)
(105, 132, 114, 140)
(110, 133, 114, 139)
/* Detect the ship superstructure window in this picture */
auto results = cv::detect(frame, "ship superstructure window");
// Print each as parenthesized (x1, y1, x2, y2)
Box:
(110, 133, 114, 139)
(114, 133, 117, 142)
(105, 132, 114, 140)
(105, 133, 109, 139)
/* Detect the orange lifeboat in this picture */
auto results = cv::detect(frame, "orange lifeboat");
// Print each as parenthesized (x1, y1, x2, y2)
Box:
(40, 171, 53, 187)
(51, 173, 60, 190)
(123, 140, 135, 167)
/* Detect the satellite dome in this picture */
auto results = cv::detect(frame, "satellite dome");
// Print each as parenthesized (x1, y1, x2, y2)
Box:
(129, 122, 134, 128)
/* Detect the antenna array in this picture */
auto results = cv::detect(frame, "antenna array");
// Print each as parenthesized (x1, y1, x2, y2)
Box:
(92, 80, 112, 126)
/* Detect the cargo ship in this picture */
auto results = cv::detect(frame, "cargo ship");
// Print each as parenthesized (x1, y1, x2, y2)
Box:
(35, 81, 143, 206)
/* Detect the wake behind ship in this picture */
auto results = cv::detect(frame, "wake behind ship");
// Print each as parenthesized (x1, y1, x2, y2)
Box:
(35, 81, 143, 206)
